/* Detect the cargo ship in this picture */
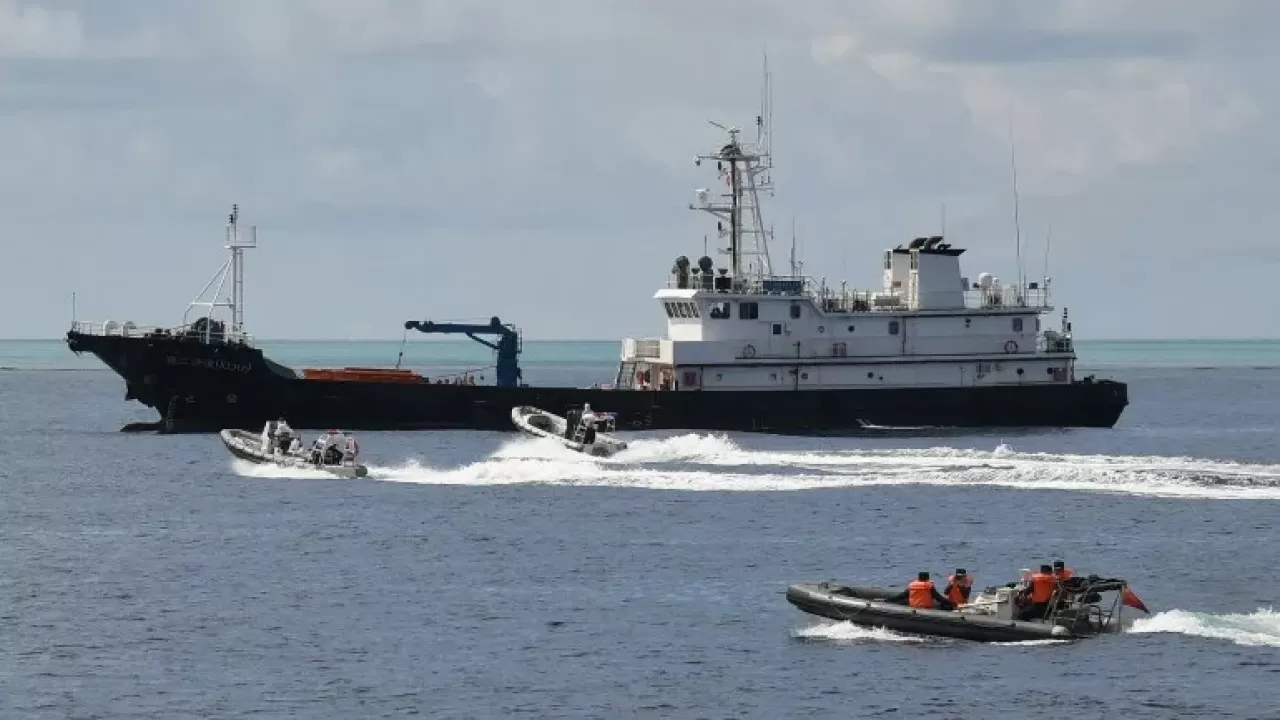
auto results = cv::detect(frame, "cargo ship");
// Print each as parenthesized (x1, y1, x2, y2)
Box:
(66, 95, 1127, 434)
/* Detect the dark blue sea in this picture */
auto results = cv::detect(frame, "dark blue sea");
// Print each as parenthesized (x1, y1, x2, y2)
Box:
(3, 340, 1279, 718)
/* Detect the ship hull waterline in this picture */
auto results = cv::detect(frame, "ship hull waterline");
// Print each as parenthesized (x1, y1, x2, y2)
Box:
(67, 331, 1128, 434)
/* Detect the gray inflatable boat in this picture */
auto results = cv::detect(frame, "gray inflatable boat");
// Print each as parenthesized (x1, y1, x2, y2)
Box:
(787, 576, 1136, 643)
(220, 428, 369, 478)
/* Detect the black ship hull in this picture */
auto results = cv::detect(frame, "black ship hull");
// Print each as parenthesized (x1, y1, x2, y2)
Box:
(67, 331, 1128, 434)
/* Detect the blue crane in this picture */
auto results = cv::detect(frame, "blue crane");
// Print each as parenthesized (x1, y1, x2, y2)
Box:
(403, 316, 522, 387)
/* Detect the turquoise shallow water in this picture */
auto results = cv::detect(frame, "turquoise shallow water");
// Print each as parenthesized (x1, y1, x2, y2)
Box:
(7, 338, 1280, 374)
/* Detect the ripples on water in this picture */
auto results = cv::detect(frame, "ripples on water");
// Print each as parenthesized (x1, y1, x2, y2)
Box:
(3, 368, 1280, 718)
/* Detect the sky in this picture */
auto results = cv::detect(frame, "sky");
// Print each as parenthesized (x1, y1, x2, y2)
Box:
(2, 0, 1279, 340)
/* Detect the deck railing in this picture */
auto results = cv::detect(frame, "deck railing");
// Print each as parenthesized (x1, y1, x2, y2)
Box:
(70, 320, 254, 345)
(666, 274, 1054, 313)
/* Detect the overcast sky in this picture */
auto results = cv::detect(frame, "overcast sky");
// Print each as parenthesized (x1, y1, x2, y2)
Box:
(3, 0, 1278, 340)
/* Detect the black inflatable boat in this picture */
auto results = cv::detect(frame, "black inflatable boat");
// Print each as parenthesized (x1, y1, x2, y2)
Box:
(787, 576, 1137, 643)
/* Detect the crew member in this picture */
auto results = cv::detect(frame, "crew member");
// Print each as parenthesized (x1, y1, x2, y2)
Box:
(1018, 564, 1058, 621)
(1052, 560, 1074, 581)
(945, 568, 974, 606)
(886, 572, 955, 610)
(579, 404, 598, 444)
(310, 433, 329, 465)
(564, 408, 582, 439)
(274, 418, 294, 454)
(323, 431, 344, 465)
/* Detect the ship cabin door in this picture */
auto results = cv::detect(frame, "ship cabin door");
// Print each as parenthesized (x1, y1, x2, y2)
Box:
(676, 368, 700, 391)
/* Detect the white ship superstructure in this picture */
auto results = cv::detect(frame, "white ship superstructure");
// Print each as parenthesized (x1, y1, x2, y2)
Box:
(617, 92, 1076, 394)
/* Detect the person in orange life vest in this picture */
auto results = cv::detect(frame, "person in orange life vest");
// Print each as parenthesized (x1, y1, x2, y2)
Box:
(885, 572, 956, 610)
(945, 568, 974, 606)
(1052, 560, 1073, 581)
(1017, 564, 1059, 621)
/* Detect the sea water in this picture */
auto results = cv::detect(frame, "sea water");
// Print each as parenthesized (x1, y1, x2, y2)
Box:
(2, 339, 1279, 718)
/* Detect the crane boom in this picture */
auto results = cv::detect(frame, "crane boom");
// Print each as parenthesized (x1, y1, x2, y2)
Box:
(403, 316, 522, 387)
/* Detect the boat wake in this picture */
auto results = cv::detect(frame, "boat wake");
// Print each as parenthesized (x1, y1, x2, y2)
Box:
(791, 620, 1064, 646)
(229, 458, 343, 480)
(791, 609, 1280, 648)
(792, 620, 926, 644)
(1129, 608, 1280, 647)
(348, 434, 1280, 500)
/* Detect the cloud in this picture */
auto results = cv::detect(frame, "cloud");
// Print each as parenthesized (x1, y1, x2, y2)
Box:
(1, 0, 1278, 341)
(0, 0, 83, 58)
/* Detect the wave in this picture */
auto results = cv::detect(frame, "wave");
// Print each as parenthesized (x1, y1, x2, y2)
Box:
(791, 609, 1280, 648)
(227, 433, 1280, 499)
(355, 434, 1280, 499)
(1130, 608, 1280, 647)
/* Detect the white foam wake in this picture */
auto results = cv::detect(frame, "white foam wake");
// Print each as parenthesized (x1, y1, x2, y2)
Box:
(229, 458, 338, 480)
(792, 610, 1280, 648)
(790, 619, 1064, 646)
(791, 619, 925, 644)
(1129, 608, 1280, 647)
(228, 434, 1280, 499)
(366, 435, 1280, 499)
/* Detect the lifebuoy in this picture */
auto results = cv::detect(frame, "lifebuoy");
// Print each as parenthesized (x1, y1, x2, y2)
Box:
(1004, 340, 1018, 353)
(743, 344, 757, 358)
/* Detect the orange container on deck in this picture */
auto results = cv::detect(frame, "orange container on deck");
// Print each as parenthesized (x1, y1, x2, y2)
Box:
(302, 367, 426, 384)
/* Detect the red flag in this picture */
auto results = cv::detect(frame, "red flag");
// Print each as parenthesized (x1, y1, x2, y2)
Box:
(1121, 587, 1149, 613)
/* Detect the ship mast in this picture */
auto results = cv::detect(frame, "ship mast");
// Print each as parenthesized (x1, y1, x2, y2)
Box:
(183, 205, 257, 342)
(691, 57, 776, 287)
(226, 204, 256, 338)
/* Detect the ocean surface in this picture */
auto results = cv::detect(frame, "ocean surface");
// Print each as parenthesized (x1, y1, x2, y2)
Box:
(3, 338, 1280, 718)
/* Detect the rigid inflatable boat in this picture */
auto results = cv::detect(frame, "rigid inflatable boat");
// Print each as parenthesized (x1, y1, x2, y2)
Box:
(220, 427, 369, 478)
(787, 575, 1139, 643)
(510, 405, 628, 458)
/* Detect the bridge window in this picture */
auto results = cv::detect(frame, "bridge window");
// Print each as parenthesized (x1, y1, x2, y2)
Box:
(708, 301, 730, 319)
(790, 304, 801, 319)
(687, 302, 700, 318)
(1012, 317, 1023, 332)
(739, 302, 759, 320)
(883, 250, 891, 270)
(888, 320, 900, 335)
(664, 302, 675, 318)
(675, 303, 689, 318)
